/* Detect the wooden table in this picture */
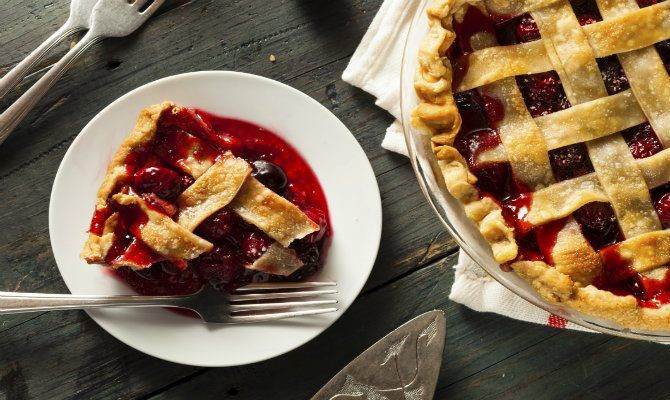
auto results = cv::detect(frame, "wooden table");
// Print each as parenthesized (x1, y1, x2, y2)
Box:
(1, 1, 668, 399)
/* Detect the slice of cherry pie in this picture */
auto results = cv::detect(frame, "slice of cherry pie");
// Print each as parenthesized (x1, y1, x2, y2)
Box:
(413, 0, 670, 328)
(81, 102, 331, 295)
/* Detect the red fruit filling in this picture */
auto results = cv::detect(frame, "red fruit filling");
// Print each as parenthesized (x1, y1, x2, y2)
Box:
(516, 72, 571, 117)
(549, 144, 594, 181)
(133, 166, 182, 200)
(572, 202, 623, 250)
(596, 56, 629, 95)
(449, 4, 670, 308)
(622, 123, 663, 159)
(637, 0, 664, 7)
(92, 107, 331, 296)
(656, 40, 670, 73)
(652, 184, 670, 229)
(513, 14, 540, 43)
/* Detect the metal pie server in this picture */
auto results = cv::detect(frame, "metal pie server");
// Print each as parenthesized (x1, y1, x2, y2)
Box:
(312, 310, 446, 400)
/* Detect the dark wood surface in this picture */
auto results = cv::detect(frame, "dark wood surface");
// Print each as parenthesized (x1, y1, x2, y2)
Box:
(0, 1, 668, 399)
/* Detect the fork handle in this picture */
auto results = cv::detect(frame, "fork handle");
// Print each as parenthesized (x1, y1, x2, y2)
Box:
(0, 23, 81, 101)
(0, 31, 101, 145)
(0, 291, 190, 315)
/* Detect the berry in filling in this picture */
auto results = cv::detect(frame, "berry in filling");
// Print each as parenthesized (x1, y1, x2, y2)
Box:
(656, 39, 670, 73)
(622, 123, 663, 159)
(652, 184, 670, 229)
(133, 166, 183, 200)
(549, 144, 594, 181)
(95, 107, 331, 295)
(516, 72, 571, 117)
(572, 202, 623, 250)
(450, 4, 670, 308)
(596, 56, 629, 95)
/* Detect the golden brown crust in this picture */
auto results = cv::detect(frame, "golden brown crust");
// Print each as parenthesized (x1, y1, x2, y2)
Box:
(412, 0, 517, 263)
(248, 243, 304, 276)
(176, 153, 252, 231)
(94, 101, 173, 209)
(230, 177, 319, 247)
(82, 102, 321, 274)
(83, 194, 214, 265)
(80, 213, 118, 263)
(414, 0, 670, 330)
(514, 262, 670, 331)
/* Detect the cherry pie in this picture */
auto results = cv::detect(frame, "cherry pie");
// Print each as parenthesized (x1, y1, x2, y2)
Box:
(81, 102, 331, 295)
(413, 0, 670, 328)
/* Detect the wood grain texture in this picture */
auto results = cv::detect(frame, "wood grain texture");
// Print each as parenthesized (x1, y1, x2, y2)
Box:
(0, 0, 668, 399)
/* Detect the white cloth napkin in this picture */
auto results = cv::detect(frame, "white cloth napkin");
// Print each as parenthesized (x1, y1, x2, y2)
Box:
(342, 0, 588, 331)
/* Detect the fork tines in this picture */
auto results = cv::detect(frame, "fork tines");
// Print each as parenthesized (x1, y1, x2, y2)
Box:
(226, 281, 338, 323)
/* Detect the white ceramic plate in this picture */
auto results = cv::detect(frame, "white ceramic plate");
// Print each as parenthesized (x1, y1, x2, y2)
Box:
(49, 71, 382, 366)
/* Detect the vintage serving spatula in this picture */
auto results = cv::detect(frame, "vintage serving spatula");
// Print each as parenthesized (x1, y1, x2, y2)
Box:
(312, 310, 446, 400)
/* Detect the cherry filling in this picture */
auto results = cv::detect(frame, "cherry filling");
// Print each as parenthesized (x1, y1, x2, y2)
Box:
(450, 4, 670, 307)
(549, 144, 594, 181)
(94, 107, 331, 296)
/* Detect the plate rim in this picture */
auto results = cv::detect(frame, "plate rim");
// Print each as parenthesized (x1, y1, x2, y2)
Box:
(48, 70, 383, 366)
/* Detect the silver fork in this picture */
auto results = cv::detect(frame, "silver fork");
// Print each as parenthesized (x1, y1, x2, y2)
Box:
(0, 282, 339, 323)
(0, 0, 165, 145)
(0, 0, 98, 100)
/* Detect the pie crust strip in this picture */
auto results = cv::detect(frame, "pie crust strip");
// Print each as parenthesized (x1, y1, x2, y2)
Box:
(95, 102, 174, 208)
(613, 230, 670, 274)
(596, 0, 670, 148)
(481, 79, 554, 189)
(535, 90, 646, 150)
(456, 2, 670, 92)
(177, 153, 252, 231)
(413, 2, 518, 263)
(230, 177, 319, 247)
(533, 1, 660, 239)
(247, 243, 304, 276)
(413, 0, 670, 330)
(113, 194, 214, 261)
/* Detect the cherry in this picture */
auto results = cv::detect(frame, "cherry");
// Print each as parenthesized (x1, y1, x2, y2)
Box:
(297, 243, 320, 265)
(472, 162, 512, 201)
(577, 13, 598, 25)
(656, 40, 670, 72)
(597, 56, 629, 95)
(211, 134, 243, 155)
(160, 261, 182, 275)
(454, 128, 501, 166)
(239, 231, 270, 260)
(500, 193, 534, 236)
(179, 174, 195, 190)
(516, 72, 571, 117)
(481, 94, 504, 126)
(196, 210, 238, 242)
(637, 0, 662, 7)
(623, 123, 663, 159)
(193, 244, 244, 285)
(303, 207, 328, 243)
(514, 14, 540, 43)
(133, 166, 182, 199)
(454, 90, 489, 133)
(573, 202, 622, 250)
(251, 160, 288, 193)
(572, 0, 602, 24)
(654, 192, 670, 229)
(549, 144, 594, 181)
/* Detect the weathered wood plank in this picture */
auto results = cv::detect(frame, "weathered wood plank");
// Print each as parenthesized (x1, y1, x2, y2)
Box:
(0, 0, 455, 306)
(146, 252, 670, 400)
(0, 0, 458, 398)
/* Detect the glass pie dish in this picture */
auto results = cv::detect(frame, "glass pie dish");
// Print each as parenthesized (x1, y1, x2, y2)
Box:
(399, 0, 670, 341)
